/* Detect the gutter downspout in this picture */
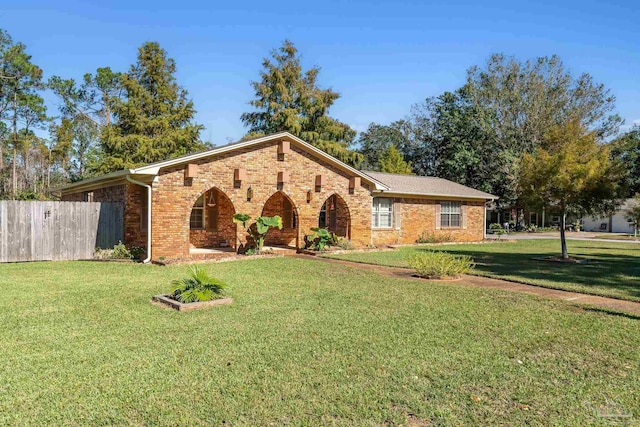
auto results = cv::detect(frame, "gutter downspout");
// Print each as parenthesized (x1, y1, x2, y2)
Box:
(126, 174, 152, 263)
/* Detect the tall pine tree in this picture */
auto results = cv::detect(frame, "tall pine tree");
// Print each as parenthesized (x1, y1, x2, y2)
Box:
(241, 40, 362, 166)
(99, 42, 204, 173)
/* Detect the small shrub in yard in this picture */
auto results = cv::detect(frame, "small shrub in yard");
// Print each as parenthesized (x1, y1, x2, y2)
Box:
(416, 230, 455, 244)
(94, 242, 145, 260)
(335, 237, 355, 250)
(170, 265, 227, 303)
(407, 251, 475, 278)
(303, 228, 338, 251)
(489, 223, 507, 239)
(112, 241, 132, 259)
(95, 241, 139, 260)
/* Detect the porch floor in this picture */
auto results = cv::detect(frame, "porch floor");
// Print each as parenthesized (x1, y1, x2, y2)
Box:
(189, 247, 236, 255)
(263, 245, 298, 255)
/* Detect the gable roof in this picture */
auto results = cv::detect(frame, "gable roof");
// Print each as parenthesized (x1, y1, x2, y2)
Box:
(363, 171, 497, 200)
(55, 132, 389, 193)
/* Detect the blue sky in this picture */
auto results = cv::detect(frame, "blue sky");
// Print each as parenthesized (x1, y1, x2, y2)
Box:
(3, 0, 639, 144)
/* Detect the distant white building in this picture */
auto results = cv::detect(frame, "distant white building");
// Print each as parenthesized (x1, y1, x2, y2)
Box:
(581, 199, 636, 233)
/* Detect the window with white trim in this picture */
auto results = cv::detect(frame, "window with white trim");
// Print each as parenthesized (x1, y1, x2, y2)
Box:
(190, 195, 205, 229)
(372, 198, 393, 228)
(441, 201, 461, 227)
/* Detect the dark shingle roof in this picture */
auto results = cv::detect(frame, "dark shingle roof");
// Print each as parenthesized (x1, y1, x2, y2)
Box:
(362, 171, 497, 200)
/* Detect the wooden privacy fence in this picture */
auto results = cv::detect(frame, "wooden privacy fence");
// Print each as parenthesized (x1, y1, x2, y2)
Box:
(0, 201, 124, 262)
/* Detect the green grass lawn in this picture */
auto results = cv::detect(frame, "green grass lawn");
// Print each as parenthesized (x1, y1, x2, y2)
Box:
(324, 240, 640, 302)
(0, 258, 638, 425)
(593, 234, 639, 241)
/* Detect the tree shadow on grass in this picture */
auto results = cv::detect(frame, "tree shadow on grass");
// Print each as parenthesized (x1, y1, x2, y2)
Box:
(416, 246, 640, 300)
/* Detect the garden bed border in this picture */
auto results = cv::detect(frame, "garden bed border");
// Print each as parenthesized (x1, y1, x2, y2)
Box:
(152, 295, 234, 311)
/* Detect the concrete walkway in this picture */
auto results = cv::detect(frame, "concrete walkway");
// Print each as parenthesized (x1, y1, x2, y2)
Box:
(297, 255, 640, 317)
(486, 231, 640, 244)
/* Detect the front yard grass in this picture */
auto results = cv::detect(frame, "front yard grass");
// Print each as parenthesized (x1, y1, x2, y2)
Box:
(0, 258, 638, 425)
(324, 239, 640, 302)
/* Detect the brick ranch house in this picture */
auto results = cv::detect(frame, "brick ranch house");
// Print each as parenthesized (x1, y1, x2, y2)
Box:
(57, 132, 496, 261)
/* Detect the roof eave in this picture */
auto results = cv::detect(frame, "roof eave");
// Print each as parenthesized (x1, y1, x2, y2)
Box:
(372, 190, 498, 200)
(132, 131, 389, 190)
(52, 132, 389, 194)
(51, 169, 158, 194)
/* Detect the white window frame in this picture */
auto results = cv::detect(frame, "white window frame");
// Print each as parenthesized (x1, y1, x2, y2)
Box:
(372, 198, 393, 228)
(190, 195, 205, 230)
(441, 201, 461, 228)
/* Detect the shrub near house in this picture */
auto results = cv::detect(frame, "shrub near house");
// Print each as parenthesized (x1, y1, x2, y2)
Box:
(408, 251, 475, 279)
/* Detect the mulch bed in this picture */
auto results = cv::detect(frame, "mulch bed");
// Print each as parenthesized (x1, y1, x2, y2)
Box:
(153, 253, 283, 265)
(412, 274, 462, 281)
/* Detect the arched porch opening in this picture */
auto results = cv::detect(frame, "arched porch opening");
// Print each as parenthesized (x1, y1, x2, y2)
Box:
(188, 187, 237, 251)
(261, 191, 299, 248)
(318, 194, 351, 239)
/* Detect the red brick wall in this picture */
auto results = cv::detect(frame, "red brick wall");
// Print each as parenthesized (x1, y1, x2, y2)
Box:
(124, 183, 147, 249)
(61, 139, 487, 260)
(371, 198, 485, 246)
(261, 191, 298, 247)
(62, 192, 85, 202)
(150, 139, 372, 259)
(188, 188, 237, 248)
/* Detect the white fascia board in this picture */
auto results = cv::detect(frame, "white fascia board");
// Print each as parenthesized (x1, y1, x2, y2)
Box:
(372, 190, 497, 201)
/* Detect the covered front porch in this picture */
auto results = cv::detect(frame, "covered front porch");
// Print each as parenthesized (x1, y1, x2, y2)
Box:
(186, 186, 353, 256)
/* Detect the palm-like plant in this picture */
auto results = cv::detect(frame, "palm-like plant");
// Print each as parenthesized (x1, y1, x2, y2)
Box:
(170, 266, 227, 303)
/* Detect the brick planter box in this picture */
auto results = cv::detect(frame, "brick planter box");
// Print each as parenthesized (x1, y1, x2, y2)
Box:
(152, 295, 233, 311)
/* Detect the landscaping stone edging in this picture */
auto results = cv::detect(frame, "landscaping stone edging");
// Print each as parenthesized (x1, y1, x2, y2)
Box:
(152, 295, 233, 311)
(153, 253, 284, 265)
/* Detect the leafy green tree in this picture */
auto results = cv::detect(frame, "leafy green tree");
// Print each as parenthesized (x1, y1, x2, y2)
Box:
(379, 145, 413, 174)
(519, 119, 624, 259)
(50, 118, 74, 179)
(409, 54, 621, 207)
(241, 40, 361, 166)
(411, 89, 501, 196)
(99, 42, 204, 173)
(611, 126, 640, 197)
(49, 68, 121, 180)
(358, 120, 414, 170)
(0, 29, 47, 197)
(624, 195, 640, 238)
(49, 67, 122, 128)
